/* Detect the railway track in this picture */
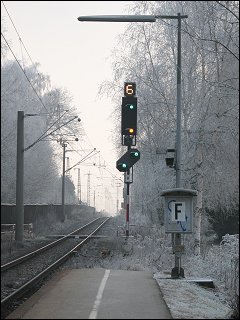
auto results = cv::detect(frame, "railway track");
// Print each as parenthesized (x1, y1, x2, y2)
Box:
(1, 216, 111, 318)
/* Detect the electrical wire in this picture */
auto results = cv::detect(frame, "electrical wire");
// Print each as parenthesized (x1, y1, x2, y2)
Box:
(2, 1, 47, 86)
(1, 32, 50, 114)
(2, 1, 123, 204)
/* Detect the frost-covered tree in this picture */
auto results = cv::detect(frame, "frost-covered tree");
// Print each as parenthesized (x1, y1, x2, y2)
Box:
(100, 1, 239, 253)
(1, 58, 80, 203)
(1, 60, 56, 202)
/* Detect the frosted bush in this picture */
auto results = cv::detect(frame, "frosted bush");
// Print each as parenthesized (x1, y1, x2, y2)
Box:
(184, 234, 239, 316)
(120, 224, 175, 272)
(124, 222, 238, 316)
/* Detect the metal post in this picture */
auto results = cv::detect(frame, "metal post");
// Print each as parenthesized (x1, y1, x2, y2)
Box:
(172, 13, 183, 278)
(87, 172, 91, 206)
(125, 146, 131, 236)
(15, 111, 24, 244)
(176, 13, 182, 188)
(126, 180, 130, 237)
(61, 143, 66, 222)
(77, 168, 81, 203)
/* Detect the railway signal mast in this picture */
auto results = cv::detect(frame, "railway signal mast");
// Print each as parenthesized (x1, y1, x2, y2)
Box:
(116, 82, 140, 236)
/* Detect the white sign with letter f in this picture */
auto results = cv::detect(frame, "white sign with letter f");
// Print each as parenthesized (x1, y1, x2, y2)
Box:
(171, 202, 185, 221)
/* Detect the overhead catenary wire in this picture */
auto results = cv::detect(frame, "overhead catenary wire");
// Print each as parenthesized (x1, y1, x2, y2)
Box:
(24, 114, 78, 152)
(1, 1, 48, 83)
(2, 2, 122, 207)
(2, 3, 83, 157)
(65, 149, 99, 173)
(1, 1, 77, 129)
(1, 32, 50, 114)
(67, 126, 123, 182)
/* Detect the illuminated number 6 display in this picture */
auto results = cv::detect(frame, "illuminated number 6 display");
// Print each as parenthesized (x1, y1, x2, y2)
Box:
(124, 82, 136, 97)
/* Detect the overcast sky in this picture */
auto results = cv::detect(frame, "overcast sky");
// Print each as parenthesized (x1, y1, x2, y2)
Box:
(1, 1, 135, 212)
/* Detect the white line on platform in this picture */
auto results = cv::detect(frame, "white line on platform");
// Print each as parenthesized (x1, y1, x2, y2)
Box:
(88, 269, 111, 319)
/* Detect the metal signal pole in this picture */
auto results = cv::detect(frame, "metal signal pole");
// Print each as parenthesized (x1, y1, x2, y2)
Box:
(124, 144, 134, 237)
(174, 14, 184, 278)
(126, 145, 131, 237)
(15, 111, 24, 244)
(126, 181, 130, 237)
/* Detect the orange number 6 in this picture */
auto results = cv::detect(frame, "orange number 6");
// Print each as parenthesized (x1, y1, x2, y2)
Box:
(126, 85, 133, 95)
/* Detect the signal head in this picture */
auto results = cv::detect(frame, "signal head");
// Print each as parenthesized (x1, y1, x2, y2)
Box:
(130, 149, 140, 159)
(116, 148, 140, 172)
(121, 96, 137, 137)
(116, 162, 129, 172)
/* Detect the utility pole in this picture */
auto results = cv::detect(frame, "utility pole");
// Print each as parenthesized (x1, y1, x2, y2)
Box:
(87, 171, 91, 206)
(66, 157, 70, 176)
(61, 143, 67, 222)
(115, 181, 122, 215)
(15, 111, 24, 244)
(176, 13, 182, 189)
(65, 157, 70, 203)
(62, 145, 77, 218)
(174, 13, 183, 277)
(77, 168, 81, 203)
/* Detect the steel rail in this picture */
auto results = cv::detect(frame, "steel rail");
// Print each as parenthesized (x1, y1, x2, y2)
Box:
(1, 217, 102, 272)
(1, 217, 111, 311)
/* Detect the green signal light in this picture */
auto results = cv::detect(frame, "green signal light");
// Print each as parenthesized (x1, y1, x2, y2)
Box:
(128, 104, 134, 109)
(131, 151, 139, 157)
(122, 163, 127, 168)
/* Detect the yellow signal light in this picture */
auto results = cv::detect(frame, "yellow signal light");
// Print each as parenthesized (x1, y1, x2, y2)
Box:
(129, 128, 134, 134)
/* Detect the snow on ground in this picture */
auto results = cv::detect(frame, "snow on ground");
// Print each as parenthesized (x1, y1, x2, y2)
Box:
(62, 214, 235, 319)
(154, 273, 232, 319)
(3, 214, 235, 319)
(69, 237, 233, 318)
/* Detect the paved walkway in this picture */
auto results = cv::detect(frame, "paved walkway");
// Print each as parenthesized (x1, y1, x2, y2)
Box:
(7, 268, 172, 319)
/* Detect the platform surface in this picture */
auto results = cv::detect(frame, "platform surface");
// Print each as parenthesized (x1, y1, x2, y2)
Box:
(7, 268, 172, 319)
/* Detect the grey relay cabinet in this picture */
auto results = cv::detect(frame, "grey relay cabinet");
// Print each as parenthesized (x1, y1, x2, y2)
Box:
(161, 188, 197, 233)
